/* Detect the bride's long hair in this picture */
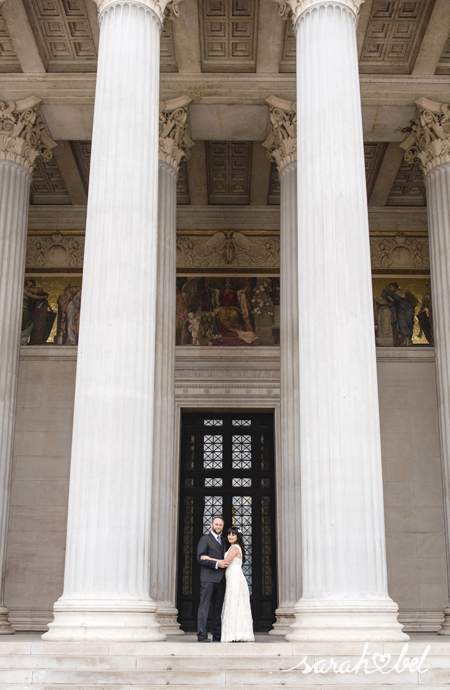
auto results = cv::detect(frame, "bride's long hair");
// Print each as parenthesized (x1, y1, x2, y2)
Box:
(227, 526, 246, 564)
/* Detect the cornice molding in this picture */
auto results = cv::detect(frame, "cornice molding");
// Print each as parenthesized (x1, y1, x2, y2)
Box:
(159, 95, 194, 171)
(262, 95, 296, 172)
(400, 97, 450, 177)
(0, 96, 56, 174)
(94, 0, 184, 25)
(273, 0, 365, 25)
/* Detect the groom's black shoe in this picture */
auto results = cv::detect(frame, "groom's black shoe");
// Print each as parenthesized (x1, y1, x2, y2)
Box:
(198, 638, 211, 643)
(212, 637, 221, 642)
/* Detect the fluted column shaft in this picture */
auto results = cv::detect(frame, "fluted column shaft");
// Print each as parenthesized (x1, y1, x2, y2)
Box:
(43, 0, 165, 641)
(425, 164, 450, 635)
(270, 161, 302, 635)
(151, 161, 182, 634)
(286, 0, 406, 641)
(0, 162, 32, 634)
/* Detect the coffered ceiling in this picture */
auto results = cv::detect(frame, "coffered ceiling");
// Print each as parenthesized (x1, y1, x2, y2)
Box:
(1, 0, 449, 223)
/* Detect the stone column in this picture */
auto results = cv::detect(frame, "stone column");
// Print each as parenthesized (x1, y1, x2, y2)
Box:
(152, 96, 193, 635)
(0, 97, 56, 635)
(401, 99, 450, 635)
(273, 0, 407, 641)
(43, 0, 181, 642)
(263, 96, 301, 635)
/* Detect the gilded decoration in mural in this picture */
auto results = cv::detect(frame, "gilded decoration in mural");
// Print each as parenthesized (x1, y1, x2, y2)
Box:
(21, 276, 82, 346)
(176, 277, 280, 347)
(373, 278, 433, 347)
(176, 232, 280, 269)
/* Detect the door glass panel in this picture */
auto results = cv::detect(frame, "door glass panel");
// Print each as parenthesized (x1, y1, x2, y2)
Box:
(203, 495, 224, 533)
(203, 435, 223, 469)
(232, 495, 253, 592)
(232, 434, 252, 469)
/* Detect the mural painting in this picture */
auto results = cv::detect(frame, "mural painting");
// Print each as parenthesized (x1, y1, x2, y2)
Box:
(21, 277, 82, 346)
(373, 278, 433, 347)
(176, 277, 280, 346)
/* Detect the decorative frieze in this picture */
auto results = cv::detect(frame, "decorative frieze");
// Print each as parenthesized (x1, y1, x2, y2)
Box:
(159, 96, 194, 171)
(26, 233, 85, 269)
(401, 98, 450, 176)
(0, 97, 56, 174)
(176, 231, 280, 268)
(370, 233, 429, 270)
(263, 96, 296, 173)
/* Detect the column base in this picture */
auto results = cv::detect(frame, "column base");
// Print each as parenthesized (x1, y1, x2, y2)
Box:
(286, 599, 409, 642)
(156, 603, 184, 636)
(0, 605, 14, 635)
(42, 599, 166, 642)
(269, 604, 295, 636)
(438, 606, 450, 635)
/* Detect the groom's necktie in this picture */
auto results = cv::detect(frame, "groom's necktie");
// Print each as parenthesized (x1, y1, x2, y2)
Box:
(216, 535, 222, 546)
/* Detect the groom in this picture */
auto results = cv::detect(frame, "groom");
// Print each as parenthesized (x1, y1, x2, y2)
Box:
(196, 515, 228, 642)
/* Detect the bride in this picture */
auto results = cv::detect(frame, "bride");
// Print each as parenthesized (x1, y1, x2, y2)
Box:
(200, 526, 254, 642)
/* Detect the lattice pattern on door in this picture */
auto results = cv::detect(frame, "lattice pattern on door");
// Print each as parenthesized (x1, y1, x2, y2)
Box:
(232, 495, 253, 592)
(178, 412, 276, 632)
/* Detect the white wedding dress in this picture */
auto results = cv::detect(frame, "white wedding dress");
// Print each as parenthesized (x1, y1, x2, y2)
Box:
(221, 544, 255, 642)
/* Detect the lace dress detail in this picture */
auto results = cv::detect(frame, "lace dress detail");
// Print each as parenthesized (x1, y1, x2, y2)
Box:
(221, 544, 254, 642)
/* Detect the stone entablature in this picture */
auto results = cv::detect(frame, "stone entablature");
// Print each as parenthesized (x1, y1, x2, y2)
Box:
(176, 231, 280, 269)
(370, 233, 430, 270)
(401, 98, 450, 176)
(0, 96, 56, 174)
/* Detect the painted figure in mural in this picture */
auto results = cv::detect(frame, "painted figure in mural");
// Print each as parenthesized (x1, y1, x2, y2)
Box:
(381, 282, 418, 346)
(417, 282, 434, 346)
(176, 285, 190, 345)
(57, 284, 82, 345)
(187, 312, 201, 346)
(21, 279, 56, 345)
(214, 279, 258, 345)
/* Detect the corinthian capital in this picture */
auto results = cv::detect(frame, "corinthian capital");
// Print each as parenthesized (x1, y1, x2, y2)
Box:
(94, 0, 184, 24)
(159, 96, 194, 172)
(262, 96, 296, 173)
(0, 96, 56, 174)
(400, 98, 450, 177)
(273, 0, 365, 24)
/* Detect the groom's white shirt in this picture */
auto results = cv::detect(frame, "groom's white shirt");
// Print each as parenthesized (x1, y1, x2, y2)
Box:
(211, 529, 221, 569)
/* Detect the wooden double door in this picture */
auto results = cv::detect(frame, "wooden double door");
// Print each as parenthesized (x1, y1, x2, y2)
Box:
(177, 412, 277, 632)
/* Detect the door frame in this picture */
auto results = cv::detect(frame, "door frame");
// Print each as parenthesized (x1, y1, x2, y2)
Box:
(173, 400, 281, 631)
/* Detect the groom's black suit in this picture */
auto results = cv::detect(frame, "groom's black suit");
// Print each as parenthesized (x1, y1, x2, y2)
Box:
(197, 532, 226, 641)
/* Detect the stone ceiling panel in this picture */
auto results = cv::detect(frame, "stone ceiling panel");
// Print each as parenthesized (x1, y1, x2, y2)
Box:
(24, 0, 98, 72)
(365, 142, 388, 198)
(279, 21, 295, 73)
(177, 159, 190, 204)
(436, 32, 450, 74)
(267, 162, 280, 205)
(0, 12, 22, 73)
(30, 157, 72, 205)
(206, 140, 252, 204)
(199, 0, 258, 73)
(161, 20, 178, 72)
(386, 158, 426, 206)
(70, 140, 91, 193)
(359, 0, 435, 74)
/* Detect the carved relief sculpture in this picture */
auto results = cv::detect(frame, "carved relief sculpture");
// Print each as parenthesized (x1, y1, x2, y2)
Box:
(370, 233, 430, 270)
(26, 233, 85, 269)
(176, 231, 280, 269)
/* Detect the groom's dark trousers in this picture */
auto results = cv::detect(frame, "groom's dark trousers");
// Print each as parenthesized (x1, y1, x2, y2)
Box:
(197, 533, 225, 641)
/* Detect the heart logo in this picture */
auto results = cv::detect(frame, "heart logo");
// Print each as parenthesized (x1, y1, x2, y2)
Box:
(372, 653, 392, 673)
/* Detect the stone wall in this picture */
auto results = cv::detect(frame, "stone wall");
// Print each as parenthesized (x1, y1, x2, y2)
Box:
(4, 347, 447, 632)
